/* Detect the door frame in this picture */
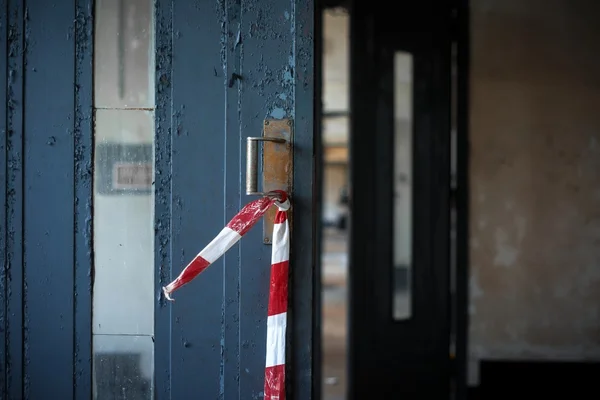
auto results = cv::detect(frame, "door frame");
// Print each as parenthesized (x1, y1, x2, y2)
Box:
(348, 0, 453, 397)
(454, 0, 471, 397)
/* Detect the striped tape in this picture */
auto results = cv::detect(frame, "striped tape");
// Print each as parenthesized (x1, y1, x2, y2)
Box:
(162, 191, 290, 399)
(264, 200, 290, 400)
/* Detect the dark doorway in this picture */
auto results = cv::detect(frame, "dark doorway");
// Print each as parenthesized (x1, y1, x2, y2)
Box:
(348, 0, 454, 398)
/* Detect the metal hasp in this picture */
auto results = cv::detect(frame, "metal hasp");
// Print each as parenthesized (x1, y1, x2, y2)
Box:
(245, 118, 294, 244)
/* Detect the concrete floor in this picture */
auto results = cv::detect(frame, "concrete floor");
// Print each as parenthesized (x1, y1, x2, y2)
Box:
(321, 228, 348, 400)
(320, 228, 411, 399)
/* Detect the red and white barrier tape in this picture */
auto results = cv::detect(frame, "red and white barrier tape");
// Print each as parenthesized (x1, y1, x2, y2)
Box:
(264, 199, 289, 400)
(162, 191, 290, 399)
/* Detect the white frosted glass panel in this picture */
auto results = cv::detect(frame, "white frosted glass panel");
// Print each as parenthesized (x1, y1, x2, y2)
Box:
(393, 52, 413, 320)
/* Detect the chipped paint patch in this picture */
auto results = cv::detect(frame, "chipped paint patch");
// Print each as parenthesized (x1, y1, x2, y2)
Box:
(493, 229, 518, 267)
(270, 107, 286, 119)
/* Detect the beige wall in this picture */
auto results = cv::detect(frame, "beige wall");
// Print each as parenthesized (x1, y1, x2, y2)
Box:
(469, 0, 600, 385)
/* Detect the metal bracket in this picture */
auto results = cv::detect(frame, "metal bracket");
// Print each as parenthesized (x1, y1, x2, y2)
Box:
(245, 118, 293, 244)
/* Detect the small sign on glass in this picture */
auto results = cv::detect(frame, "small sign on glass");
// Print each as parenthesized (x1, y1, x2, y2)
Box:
(112, 163, 153, 190)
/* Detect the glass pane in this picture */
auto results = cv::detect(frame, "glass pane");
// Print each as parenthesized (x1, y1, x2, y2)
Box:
(93, 109, 154, 336)
(323, 115, 349, 145)
(93, 335, 154, 399)
(95, 0, 154, 108)
(93, 0, 155, 397)
(393, 52, 413, 320)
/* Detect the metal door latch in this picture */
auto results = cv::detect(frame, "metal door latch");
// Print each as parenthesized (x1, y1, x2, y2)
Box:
(245, 118, 293, 243)
(246, 137, 287, 196)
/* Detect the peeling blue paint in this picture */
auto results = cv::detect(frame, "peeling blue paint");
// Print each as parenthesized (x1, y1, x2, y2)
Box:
(73, 1, 94, 398)
(4, 2, 25, 398)
(154, 0, 174, 398)
(0, 0, 315, 398)
(270, 107, 286, 119)
(0, 3, 7, 397)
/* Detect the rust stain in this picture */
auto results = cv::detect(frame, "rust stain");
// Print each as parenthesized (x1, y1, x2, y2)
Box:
(262, 118, 293, 243)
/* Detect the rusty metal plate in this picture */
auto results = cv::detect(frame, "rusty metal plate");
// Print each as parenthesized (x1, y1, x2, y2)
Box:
(262, 118, 293, 244)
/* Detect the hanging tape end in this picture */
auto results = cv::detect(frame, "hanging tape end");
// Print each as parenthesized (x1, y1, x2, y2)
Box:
(163, 287, 175, 302)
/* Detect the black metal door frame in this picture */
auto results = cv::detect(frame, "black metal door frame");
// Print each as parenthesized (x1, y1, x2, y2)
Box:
(348, 0, 454, 397)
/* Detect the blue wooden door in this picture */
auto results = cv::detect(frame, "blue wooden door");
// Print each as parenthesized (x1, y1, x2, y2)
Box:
(153, 0, 316, 398)
(0, 0, 315, 398)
